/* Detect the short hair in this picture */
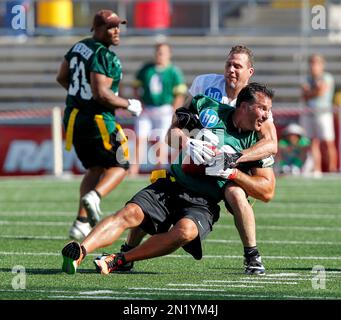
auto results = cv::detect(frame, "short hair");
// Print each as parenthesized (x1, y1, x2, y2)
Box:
(236, 82, 274, 108)
(309, 53, 325, 64)
(228, 45, 254, 67)
(155, 42, 170, 50)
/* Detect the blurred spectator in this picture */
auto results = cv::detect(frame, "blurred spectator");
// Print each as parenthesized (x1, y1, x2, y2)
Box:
(300, 54, 338, 175)
(277, 123, 311, 176)
(130, 42, 187, 175)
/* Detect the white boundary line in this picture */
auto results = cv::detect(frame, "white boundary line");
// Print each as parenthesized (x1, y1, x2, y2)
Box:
(0, 235, 340, 246)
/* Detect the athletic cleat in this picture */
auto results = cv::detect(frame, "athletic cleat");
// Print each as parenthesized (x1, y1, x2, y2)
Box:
(244, 255, 266, 275)
(116, 243, 134, 271)
(93, 253, 126, 275)
(61, 241, 84, 275)
(69, 220, 92, 241)
(81, 191, 102, 227)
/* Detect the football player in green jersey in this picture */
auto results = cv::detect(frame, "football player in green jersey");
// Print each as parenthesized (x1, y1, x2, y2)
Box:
(61, 83, 276, 275)
(120, 46, 276, 274)
(130, 42, 187, 175)
(56, 10, 142, 241)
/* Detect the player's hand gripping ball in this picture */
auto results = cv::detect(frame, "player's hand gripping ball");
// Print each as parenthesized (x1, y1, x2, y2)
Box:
(182, 129, 219, 175)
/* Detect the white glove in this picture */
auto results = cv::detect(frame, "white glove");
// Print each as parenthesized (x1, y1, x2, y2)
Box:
(127, 99, 142, 117)
(205, 152, 238, 179)
(194, 128, 219, 147)
(185, 138, 216, 165)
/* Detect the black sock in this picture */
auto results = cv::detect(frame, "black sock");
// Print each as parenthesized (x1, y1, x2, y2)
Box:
(244, 246, 259, 258)
(94, 189, 102, 199)
(121, 242, 135, 252)
(77, 216, 89, 223)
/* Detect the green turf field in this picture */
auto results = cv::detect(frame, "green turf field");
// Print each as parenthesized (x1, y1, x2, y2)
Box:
(0, 175, 340, 300)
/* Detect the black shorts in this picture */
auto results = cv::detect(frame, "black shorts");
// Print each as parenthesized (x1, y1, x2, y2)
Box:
(73, 129, 130, 170)
(127, 178, 220, 260)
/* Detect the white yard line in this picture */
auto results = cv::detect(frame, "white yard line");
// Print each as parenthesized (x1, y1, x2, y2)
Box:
(1, 220, 340, 232)
(267, 203, 341, 209)
(0, 221, 70, 226)
(204, 279, 304, 283)
(206, 273, 341, 281)
(166, 254, 341, 260)
(48, 295, 148, 300)
(214, 225, 341, 231)
(220, 213, 341, 219)
(0, 212, 73, 216)
(128, 287, 226, 292)
(0, 288, 339, 300)
(206, 239, 341, 245)
(128, 287, 340, 300)
(0, 235, 66, 240)
(167, 282, 290, 286)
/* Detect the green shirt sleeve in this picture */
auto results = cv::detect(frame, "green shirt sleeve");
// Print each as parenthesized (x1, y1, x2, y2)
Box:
(90, 47, 112, 76)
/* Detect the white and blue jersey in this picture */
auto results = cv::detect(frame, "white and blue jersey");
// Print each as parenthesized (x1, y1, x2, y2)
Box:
(189, 73, 273, 121)
(189, 74, 236, 106)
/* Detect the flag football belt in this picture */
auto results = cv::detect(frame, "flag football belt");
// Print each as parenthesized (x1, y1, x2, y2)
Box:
(150, 169, 176, 184)
(65, 108, 79, 151)
(65, 108, 129, 160)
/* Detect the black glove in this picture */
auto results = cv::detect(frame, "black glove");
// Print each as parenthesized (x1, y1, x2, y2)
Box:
(223, 152, 243, 169)
(175, 107, 203, 131)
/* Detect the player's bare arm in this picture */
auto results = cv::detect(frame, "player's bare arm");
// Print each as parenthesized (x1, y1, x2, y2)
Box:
(56, 59, 70, 90)
(230, 166, 276, 202)
(90, 72, 129, 109)
(237, 120, 278, 163)
(91, 72, 142, 116)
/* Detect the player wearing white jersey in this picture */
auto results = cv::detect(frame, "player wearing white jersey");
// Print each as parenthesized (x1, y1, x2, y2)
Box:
(190, 73, 235, 105)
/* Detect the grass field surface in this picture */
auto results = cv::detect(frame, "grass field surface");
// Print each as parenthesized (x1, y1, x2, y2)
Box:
(0, 175, 340, 301)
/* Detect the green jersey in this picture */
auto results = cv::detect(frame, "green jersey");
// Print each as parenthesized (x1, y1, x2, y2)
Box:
(170, 95, 260, 202)
(63, 38, 123, 138)
(133, 62, 187, 106)
(279, 136, 310, 168)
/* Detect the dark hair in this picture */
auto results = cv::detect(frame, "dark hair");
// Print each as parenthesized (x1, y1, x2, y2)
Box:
(236, 82, 274, 108)
(228, 45, 254, 67)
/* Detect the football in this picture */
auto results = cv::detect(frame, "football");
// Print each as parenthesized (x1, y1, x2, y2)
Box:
(182, 145, 218, 175)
